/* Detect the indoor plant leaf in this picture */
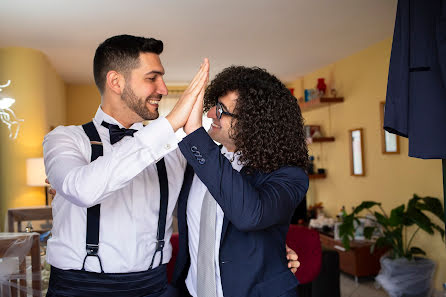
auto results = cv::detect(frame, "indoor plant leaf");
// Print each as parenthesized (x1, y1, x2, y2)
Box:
(388, 204, 405, 226)
(409, 246, 426, 256)
(407, 208, 434, 234)
(353, 201, 380, 214)
(363, 226, 376, 239)
(416, 196, 445, 223)
(374, 211, 389, 226)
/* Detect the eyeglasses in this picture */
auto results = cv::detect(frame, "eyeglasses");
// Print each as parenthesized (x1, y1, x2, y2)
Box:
(216, 102, 236, 119)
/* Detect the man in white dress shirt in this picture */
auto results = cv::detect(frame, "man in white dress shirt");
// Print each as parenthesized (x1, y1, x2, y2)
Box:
(44, 35, 209, 297)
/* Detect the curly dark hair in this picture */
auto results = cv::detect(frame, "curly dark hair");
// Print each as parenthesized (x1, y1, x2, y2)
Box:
(204, 66, 309, 173)
(93, 35, 163, 94)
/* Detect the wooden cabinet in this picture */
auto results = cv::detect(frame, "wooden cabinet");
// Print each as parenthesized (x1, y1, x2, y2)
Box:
(319, 233, 388, 281)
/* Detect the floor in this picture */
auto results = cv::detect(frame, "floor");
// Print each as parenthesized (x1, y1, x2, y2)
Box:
(340, 273, 389, 297)
(340, 273, 443, 297)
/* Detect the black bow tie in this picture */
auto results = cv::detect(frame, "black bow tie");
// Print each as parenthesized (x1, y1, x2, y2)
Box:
(101, 121, 137, 144)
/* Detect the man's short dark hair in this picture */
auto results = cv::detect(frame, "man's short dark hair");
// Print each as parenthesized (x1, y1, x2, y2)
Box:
(93, 35, 163, 94)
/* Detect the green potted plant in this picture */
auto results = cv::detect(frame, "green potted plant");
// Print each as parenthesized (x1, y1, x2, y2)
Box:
(339, 194, 445, 297)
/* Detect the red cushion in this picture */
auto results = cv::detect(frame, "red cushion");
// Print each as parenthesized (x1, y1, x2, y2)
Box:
(167, 232, 179, 283)
(286, 225, 322, 284)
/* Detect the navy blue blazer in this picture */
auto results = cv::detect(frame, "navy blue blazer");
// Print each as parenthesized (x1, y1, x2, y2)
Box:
(384, 0, 446, 159)
(172, 128, 309, 297)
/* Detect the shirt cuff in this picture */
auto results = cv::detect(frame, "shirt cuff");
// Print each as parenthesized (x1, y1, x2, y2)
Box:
(136, 117, 178, 156)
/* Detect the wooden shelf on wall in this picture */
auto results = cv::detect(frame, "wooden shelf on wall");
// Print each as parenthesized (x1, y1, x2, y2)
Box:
(299, 97, 344, 112)
(309, 173, 326, 179)
(307, 137, 335, 143)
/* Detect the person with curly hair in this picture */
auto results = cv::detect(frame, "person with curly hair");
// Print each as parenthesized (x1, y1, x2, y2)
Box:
(172, 66, 309, 297)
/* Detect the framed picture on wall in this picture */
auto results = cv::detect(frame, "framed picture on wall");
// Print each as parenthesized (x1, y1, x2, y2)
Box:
(349, 128, 365, 176)
(380, 101, 400, 154)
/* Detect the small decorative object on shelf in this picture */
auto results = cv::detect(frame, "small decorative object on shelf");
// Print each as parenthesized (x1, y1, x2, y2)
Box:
(307, 202, 324, 220)
(304, 89, 310, 102)
(317, 78, 327, 95)
(308, 156, 315, 174)
(330, 88, 337, 98)
(25, 222, 34, 232)
(304, 125, 321, 139)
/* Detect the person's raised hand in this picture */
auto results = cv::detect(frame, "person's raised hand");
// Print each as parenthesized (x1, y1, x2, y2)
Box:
(166, 58, 209, 132)
(184, 73, 208, 134)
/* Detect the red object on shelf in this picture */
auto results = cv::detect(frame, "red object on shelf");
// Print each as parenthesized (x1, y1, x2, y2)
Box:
(317, 78, 327, 94)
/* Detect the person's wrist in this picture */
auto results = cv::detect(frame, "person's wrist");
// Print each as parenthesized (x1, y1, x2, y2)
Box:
(184, 124, 201, 135)
(165, 114, 180, 132)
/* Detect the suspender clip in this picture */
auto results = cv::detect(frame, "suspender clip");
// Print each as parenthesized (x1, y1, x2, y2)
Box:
(86, 244, 99, 255)
(155, 239, 165, 251)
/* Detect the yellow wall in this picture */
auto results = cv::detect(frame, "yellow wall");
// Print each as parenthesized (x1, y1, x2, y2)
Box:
(66, 84, 101, 125)
(288, 38, 445, 289)
(0, 47, 66, 229)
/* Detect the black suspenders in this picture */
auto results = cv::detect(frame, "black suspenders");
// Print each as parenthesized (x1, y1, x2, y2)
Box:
(81, 122, 103, 272)
(150, 159, 168, 269)
(81, 121, 169, 273)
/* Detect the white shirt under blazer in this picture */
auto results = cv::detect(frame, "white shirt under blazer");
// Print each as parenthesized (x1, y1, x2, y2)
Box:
(185, 148, 243, 297)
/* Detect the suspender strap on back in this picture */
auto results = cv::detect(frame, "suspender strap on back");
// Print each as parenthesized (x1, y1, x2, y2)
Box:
(81, 121, 104, 273)
(149, 158, 169, 269)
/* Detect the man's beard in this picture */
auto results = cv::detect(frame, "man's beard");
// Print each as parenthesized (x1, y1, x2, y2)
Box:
(121, 85, 161, 121)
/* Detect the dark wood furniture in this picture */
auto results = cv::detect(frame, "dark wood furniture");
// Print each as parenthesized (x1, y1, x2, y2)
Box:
(308, 173, 326, 179)
(311, 137, 335, 142)
(319, 232, 388, 282)
(0, 233, 41, 297)
(299, 97, 344, 112)
(7, 207, 52, 233)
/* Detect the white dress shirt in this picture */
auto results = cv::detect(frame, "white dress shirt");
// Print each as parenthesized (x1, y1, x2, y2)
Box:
(43, 107, 187, 273)
(185, 147, 243, 297)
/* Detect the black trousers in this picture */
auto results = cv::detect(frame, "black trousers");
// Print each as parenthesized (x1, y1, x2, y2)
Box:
(47, 265, 176, 297)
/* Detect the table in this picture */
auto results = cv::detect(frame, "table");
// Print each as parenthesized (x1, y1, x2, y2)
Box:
(319, 232, 388, 282)
(7, 207, 52, 233)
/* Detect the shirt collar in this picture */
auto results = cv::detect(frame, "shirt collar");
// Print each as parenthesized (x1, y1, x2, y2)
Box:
(93, 106, 144, 130)
(221, 146, 243, 172)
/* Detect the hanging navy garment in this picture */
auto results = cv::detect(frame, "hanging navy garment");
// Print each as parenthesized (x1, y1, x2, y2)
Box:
(47, 121, 172, 297)
(384, 0, 446, 159)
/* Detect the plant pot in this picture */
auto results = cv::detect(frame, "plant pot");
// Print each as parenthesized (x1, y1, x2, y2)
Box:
(375, 256, 435, 297)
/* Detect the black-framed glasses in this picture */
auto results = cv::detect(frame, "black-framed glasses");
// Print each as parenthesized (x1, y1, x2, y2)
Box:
(216, 102, 236, 119)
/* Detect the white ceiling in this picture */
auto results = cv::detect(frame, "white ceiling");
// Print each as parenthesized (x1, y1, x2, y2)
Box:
(0, 0, 397, 84)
